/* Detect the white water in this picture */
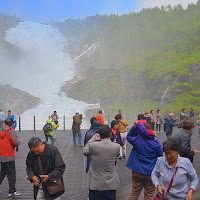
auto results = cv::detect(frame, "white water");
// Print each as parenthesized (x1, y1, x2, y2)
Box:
(2, 22, 99, 129)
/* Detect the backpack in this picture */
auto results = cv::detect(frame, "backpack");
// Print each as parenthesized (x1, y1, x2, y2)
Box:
(164, 123, 167, 132)
(43, 123, 52, 133)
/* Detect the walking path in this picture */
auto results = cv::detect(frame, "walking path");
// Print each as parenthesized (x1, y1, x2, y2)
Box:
(1, 126, 200, 199)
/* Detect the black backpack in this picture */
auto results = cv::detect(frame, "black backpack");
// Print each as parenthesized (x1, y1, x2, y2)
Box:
(43, 123, 52, 133)
(164, 123, 167, 132)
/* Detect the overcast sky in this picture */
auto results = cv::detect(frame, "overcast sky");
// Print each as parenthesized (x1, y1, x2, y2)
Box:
(0, 0, 199, 22)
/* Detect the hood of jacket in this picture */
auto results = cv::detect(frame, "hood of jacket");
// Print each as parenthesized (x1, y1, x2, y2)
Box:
(46, 119, 52, 123)
(0, 125, 13, 139)
(136, 123, 153, 140)
(91, 120, 101, 130)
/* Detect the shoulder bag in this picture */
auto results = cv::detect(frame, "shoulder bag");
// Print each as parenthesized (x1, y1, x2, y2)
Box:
(152, 166, 179, 200)
(38, 156, 64, 195)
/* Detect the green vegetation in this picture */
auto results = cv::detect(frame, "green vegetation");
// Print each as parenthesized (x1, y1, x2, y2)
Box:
(53, 1, 200, 116)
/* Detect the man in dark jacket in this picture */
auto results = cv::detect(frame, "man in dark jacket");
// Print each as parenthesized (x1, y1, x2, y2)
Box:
(84, 117, 101, 173)
(190, 107, 194, 122)
(26, 137, 65, 200)
(164, 113, 178, 139)
(0, 119, 21, 197)
(174, 120, 197, 163)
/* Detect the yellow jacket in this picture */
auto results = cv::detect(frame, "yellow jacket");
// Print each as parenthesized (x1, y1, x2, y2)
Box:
(118, 120, 129, 133)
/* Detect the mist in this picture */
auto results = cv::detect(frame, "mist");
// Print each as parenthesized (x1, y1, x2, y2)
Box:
(0, 21, 98, 129)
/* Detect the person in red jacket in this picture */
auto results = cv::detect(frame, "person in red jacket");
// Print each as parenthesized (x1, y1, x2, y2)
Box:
(94, 110, 104, 125)
(0, 119, 21, 197)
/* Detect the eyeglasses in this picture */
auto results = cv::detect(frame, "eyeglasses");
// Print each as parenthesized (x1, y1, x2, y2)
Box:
(165, 152, 175, 157)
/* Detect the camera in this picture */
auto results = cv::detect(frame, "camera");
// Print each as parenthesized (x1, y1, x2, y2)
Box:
(38, 175, 44, 182)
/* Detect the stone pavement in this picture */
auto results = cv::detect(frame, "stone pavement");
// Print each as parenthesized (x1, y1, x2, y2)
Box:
(1, 126, 200, 200)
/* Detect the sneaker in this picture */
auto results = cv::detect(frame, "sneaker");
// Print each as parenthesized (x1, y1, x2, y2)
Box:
(118, 156, 123, 159)
(79, 144, 83, 147)
(123, 154, 126, 159)
(9, 191, 21, 197)
(74, 144, 77, 147)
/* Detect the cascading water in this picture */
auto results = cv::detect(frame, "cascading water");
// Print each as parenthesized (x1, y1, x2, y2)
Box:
(3, 22, 99, 129)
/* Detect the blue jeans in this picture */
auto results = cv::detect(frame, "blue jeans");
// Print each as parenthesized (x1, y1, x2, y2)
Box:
(45, 135, 54, 146)
(89, 190, 116, 200)
(73, 131, 82, 145)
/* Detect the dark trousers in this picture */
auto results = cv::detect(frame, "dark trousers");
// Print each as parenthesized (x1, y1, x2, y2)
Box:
(0, 120, 4, 130)
(0, 161, 16, 193)
(150, 122, 155, 130)
(156, 124, 161, 132)
(89, 189, 116, 200)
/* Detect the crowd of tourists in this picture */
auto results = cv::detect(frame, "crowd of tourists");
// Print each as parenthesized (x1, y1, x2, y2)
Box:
(0, 107, 200, 200)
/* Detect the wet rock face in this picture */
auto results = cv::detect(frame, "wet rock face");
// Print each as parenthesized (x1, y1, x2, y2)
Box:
(0, 84, 40, 116)
(62, 61, 200, 116)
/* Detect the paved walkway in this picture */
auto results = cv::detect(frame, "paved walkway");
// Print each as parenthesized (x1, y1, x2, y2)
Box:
(1, 126, 200, 199)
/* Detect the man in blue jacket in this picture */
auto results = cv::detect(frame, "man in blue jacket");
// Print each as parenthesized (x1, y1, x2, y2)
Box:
(164, 113, 178, 139)
(7, 110, 17, 130)
(126, 122, 163, 200)
(84, 117, 101, 173)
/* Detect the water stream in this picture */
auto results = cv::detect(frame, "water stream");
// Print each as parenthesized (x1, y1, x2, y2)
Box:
(3, 22, 98, 129)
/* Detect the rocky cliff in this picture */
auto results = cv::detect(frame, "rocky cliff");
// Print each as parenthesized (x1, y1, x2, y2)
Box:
(0, 84, 40, 116)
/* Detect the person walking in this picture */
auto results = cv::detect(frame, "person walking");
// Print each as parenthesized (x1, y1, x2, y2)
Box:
(155, 109, 163, 133)
(84, 117, 101, 173)
(83, 125, 121, 200)
(150, 110, 156, 130)
(43, 119, 58, 146)
(180, 108, 190, 121)
(26, 137, 65, 200)
(0, 119, 21, 197)
(119, 110, 126, 120)
(115, 114, 129, 158)
(50, 111, 59, 139)
(189, 107, 194, 122)
(151, 138, 198, 200)
(7, 110, 17, 129)
(72, 112, 83, 147)
(164, 113, 178, 139)
(126, 122, 163, 200)
(94, 110, 104, 125)
(174, 120, 197, 163)
(110, 120, 125, 159)
(144, 111, 151, 123)
(0, 109, 5, 130)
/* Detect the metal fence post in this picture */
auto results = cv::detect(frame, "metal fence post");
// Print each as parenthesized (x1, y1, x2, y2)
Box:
(34, 116, 36, 131)
(63, 115, 65, 131)
(108, 114, 110, 126)
(19, 116, 21, 131)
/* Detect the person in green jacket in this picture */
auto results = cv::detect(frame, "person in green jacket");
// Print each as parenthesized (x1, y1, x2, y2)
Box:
(43, 119, 57, 146)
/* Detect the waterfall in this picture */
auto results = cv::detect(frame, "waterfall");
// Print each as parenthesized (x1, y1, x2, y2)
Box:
(160, 76, 180, 107)
(3, 22, 99, 129)
(160, 87, 170, 106)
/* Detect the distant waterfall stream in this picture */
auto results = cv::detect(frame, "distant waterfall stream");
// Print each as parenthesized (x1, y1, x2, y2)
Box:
(4, 22, 98, 130)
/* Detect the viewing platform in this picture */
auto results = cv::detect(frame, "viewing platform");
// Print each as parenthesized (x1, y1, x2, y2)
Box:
(1, 127, 200, 199)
